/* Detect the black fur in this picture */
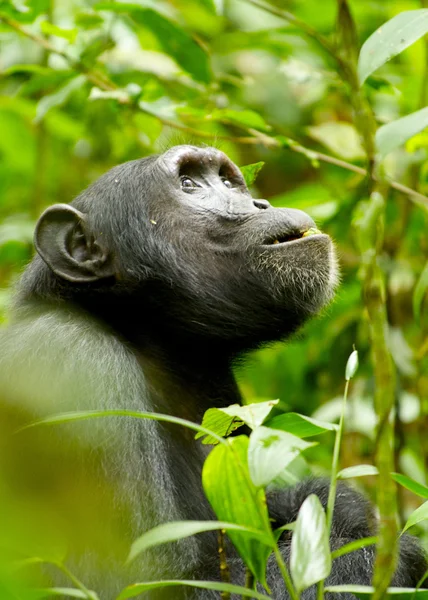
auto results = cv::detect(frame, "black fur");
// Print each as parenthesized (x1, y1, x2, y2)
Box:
(0, 146, 424, 598)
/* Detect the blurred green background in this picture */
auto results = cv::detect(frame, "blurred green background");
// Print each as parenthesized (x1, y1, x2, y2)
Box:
(0, 0, 427, 595)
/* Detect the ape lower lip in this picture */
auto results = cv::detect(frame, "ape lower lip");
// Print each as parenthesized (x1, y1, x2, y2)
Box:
(261, 233, 326, 247)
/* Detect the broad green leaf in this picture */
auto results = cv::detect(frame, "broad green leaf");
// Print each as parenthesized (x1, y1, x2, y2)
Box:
(116, 580, 270, 600)
(345, 349, 359, 381)
(376, 107, 428, 158)
(0, 0, 50, 22)
(35, 75, 86, 122)
(290, 495, 331, 594)
(195, 408, 243, 445)
(94, 4, 211, 83)
(202, 436, 274, 587)
(413, 261, 428, 321)
(40, 21, 78, 42)
(248, 426, 315, 487)
(326, 585, 428, 598)
(392, 473, 428, 499)
(210, 109, 271, 133)
(221, 400, 278, 430)
(358, 10, 428, 84)
(240, 162, 265, 187)
(337, 465, 378, 479)
(307, 122, 365, 160)
(24, 409, 225, 445)
(265, 412, 337, 438)
(402, 500, 428, 534)
(75, 11, 104, 29)
(128, 520, 270, 563)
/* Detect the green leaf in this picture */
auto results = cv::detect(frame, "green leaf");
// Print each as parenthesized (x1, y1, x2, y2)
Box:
(358, 10, 428, 84)
(413, 261, 428, 321)
(128, 520, 270, 563)
(392, 473, 428, 499)
(331, 536, 377, 560)
(265, 412, 337, 438)
(40, 21, 78, 42)
(23, 409, 226, 445)
(35, 75, 87, 122)
(36, 589, 91, 599)
(326, 585, 428, 598)
(195, 408, 243, 445)
(307, 122, 365, 160)
(221, 400, 278, 430)
(337, 465, 378, 479)
(248, 426, 315, 487)
(210, 109, 271, 133)
(116, 580, 270, 600)
(240, 162, 265, 187)
(94, 4, 211, 83)
(202, 436, 274, 587)
(402, 500, 428, 534)
(290, 495, 331, 594)
(376, 107, 428, 158)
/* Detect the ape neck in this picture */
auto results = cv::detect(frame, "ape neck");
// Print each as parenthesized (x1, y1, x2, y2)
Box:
(136, 344, 242, 423)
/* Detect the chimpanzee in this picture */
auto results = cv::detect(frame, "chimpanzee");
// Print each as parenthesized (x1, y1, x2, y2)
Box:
(0, 145, 425, 598)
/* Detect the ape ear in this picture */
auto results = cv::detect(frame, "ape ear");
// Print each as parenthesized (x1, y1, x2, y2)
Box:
(34, 204, 115, 283)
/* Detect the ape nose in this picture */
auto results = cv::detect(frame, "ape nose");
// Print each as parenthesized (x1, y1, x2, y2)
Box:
(286, 208, 316, 231)
(253, 199, 270, 210)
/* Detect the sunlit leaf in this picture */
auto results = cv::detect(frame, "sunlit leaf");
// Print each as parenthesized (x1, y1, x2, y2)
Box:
(195, 408, 243, 445)
(248, 426, 315, 487)
(326, 585, 428, 598)
(337, 465, 378, 479)
(221, 400, 278, 430)
(94, 4, 211, 83)
(128, 520, 270, 563)
(265, 412, 337, 438)
(40, 21, 78, 43)
(290, 495, 331, 594)
(202, 436, 273, 587)
(116, 580, 270, 600)
(402, 500, 428, 534)
(36, 589, 92, 598)
(210, 109, 271, 132)
(240, 162, 265, 187)
(307, 122, 365, 160)
(358, 10, 428, 84)
(376, 108, 428, 158)
(392, 473, 428, 499)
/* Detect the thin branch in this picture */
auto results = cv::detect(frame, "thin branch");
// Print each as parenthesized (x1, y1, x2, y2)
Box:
(2, 14, 427, 210)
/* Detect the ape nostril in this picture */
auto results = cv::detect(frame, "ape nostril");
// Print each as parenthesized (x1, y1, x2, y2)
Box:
(253, 199, 270, 210)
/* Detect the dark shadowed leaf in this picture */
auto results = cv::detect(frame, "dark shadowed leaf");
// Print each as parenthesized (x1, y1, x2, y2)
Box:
(290, 495, 331, 594)
(413, 261, 428, 321)
(358, 10, 428, 84)
(240, 162, 265, 187)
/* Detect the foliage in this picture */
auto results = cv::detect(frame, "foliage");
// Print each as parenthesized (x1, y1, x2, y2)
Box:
(0, 0, 428, 598)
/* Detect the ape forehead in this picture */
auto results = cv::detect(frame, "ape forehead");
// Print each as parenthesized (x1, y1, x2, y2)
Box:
(159, 145, 241, 176)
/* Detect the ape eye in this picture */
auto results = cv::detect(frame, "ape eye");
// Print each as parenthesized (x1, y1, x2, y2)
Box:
(181, 177, 196, 189)
(222, 178, 233, 189)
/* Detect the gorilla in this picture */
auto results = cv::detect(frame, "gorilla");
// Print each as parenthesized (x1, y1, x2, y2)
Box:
(0, 145, 425, 598)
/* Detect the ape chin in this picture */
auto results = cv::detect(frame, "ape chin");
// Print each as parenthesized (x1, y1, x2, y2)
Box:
(0, 145, 424, 598)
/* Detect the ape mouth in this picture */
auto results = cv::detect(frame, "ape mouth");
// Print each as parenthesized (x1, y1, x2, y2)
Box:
(263, 227, 322, 246)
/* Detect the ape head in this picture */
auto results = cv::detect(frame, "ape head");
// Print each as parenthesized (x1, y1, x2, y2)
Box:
(25, 145, 338, 354)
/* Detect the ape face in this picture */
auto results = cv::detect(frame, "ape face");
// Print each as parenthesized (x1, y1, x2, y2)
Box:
(32, 145, 338, 351)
